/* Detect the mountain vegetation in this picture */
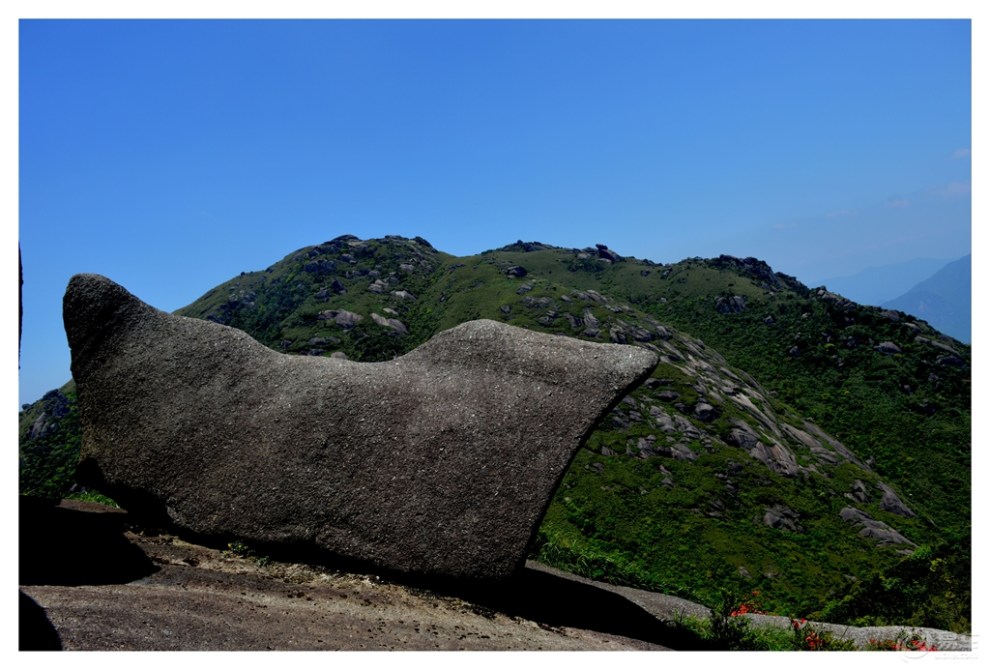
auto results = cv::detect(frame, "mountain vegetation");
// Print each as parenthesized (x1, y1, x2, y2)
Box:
(20, 235, 971, 633)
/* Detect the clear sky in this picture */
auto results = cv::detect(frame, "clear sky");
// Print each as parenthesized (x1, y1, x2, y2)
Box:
(14, 16, 974, 405)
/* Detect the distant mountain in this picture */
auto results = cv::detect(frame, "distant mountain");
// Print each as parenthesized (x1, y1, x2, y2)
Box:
(882, 255, 971, 343)
(20, 236, 970, 631)
(814, 258, 951, 308)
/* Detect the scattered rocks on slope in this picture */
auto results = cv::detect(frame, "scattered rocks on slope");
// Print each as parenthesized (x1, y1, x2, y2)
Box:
(725, 423, 800, 477)
(692, 402, 718, 422)
(595, 244, 622, 263)
(763, 505, 804, 533)
(936, 354, 966, 367)
(848, 480, 870, 503)
(815, 289, 854, 309)
(522, 296, 552, 309)
(304, 259, 336, 275)
(505, 266, 527, 278)
(648, 406, 677, 433)
(714, 296, 747, 314)
(875, 341, 902, 355)
(877, 483, 916, 517)
(709, 256, 779, 289)
(317, 309, 363, 329)
(371, 313, 408, 335)
(839, 507, 915, 549)
(582, 309, 601, 338)
(631, 435, 697, 462)
(659, 442, 697, 462)
(26, 390, 72, 441)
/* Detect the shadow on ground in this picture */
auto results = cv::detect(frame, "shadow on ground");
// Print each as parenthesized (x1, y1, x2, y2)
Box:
(19, 496, 158, 586)
(450, 568, 712, 650)
(19, 497, 161, 651)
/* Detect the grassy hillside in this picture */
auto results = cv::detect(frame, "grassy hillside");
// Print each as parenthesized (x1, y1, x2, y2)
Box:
(475, 247, 970, 538)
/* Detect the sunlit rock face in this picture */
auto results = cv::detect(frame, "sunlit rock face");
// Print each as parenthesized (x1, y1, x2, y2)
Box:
(64, 274, 657, 581)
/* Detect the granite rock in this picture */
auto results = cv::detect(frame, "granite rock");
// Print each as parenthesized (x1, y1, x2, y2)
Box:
(63, 274, 657, 582)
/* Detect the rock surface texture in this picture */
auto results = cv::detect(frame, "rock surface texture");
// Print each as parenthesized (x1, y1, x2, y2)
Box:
(63, 274, 657, 581)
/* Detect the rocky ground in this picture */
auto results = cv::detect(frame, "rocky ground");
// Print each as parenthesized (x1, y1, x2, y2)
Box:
(19, 499, 971, 652)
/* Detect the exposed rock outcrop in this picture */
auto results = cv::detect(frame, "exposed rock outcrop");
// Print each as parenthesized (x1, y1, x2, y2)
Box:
(877, 483, 916, 517)
(27, 389, 71, 441)
(724, 423, 799, 477)
(839, 507, 915, 549)
(595, 243, 622, 263)
(317, 309, 363, 329)
(63, 274, 657, 582)
(714, 295, 747, 314)
(763, 505, 803, 533)
(370, 312, 408, 334)
(875, 341, 902, 355)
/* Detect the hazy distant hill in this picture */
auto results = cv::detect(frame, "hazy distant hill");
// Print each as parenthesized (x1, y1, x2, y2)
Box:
(20, 235, 971, 631)
(882, 255, 971, 343)
(815, 258, 951, 308)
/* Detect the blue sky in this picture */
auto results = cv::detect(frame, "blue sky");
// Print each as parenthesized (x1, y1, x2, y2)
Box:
(15, 18, 973, 405)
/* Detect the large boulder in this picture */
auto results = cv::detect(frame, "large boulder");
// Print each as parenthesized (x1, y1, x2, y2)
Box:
(63, 274, 657, 582)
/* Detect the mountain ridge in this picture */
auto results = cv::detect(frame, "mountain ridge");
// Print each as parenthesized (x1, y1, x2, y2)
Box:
(812, 257, 953, 308)
(883, 254, 971, 343)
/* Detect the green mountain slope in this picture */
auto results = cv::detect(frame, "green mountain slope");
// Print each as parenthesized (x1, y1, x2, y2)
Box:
(20, 235, 970, 630)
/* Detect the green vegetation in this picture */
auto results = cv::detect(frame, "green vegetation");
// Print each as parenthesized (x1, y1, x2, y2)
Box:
(533, 441, 941, 619)
(671, 595, 855, 651)
(223, 540, 271, 567)
(653, 280, 970, 537)
(19, 383, 80, 499)
(21, 236, 970, 634)
(64, 489, 119, 507)
(820, 539, 970, 632)
(676, 592, 941, 651)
